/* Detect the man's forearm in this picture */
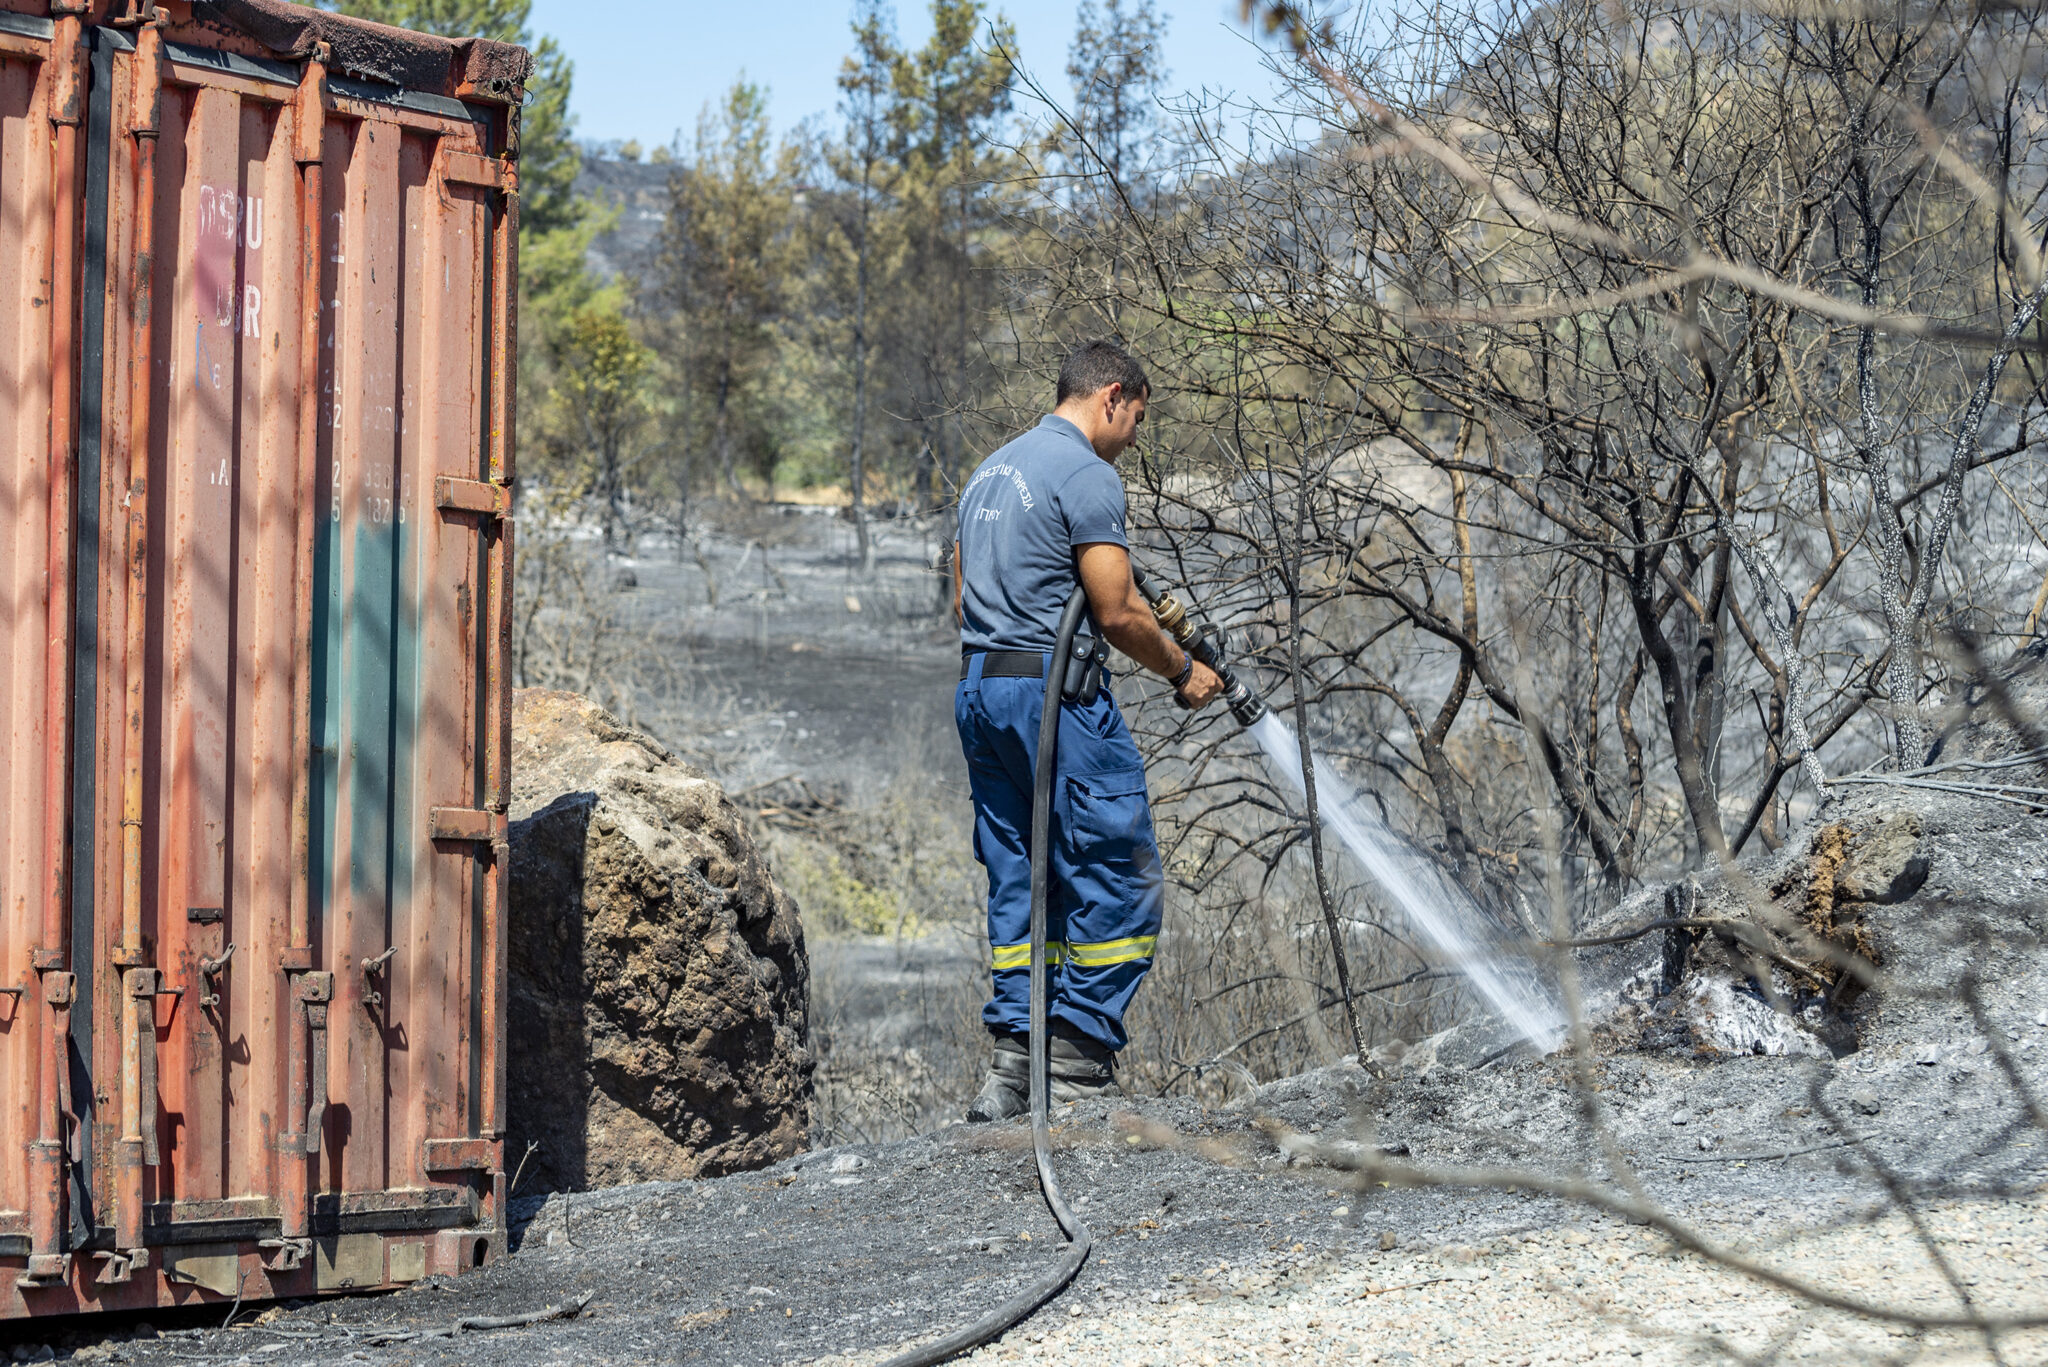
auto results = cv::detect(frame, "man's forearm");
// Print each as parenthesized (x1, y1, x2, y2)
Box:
(1072, 542, 1224, 706)
(1077, 542, 1185, 680)
(1101, 617, 1185, 679)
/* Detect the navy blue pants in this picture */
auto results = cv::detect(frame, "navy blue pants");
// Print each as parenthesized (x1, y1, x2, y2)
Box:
(956, 653, 1164, 1052)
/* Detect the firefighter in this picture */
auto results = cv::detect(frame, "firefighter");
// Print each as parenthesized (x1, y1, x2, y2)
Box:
(952, 340, 1222, 1121)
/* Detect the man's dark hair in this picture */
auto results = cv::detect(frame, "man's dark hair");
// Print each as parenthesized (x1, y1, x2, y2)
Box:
(1056, 339, 1149, 405)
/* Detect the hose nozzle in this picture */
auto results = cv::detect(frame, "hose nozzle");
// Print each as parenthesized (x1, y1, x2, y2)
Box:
(1143, 585, 1268, 729)
(1223, 678, 1268, 728)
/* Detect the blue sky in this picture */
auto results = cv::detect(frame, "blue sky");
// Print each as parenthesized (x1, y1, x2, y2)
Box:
(526, 0, 1298, 148)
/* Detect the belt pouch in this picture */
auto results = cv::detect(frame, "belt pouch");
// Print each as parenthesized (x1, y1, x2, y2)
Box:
(1061, 635, 1110, 705)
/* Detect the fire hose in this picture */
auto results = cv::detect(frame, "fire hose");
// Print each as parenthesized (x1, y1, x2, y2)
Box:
(880, 566, 1265, 1366)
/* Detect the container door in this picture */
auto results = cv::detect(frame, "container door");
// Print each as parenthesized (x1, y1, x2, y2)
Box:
(74, 36, 321, 1268)
(83, 34, 506, 1271)
(308, 100, 497, 1231)
(138, 56, 305, 1237)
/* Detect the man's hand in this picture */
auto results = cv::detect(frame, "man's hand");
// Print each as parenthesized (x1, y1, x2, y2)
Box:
(1177, 660, 1224, 710)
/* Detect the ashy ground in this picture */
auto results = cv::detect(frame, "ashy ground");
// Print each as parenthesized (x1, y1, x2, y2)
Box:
(16, 1019, 2046, 1366)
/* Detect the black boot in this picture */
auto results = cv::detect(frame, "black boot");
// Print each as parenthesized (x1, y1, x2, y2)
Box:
(1048, 1027, 1120, 1102)
(963, 1032, 1030, 1122)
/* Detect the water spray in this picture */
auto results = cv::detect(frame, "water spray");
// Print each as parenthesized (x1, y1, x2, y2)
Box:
(1134, 560, 1565, 1053)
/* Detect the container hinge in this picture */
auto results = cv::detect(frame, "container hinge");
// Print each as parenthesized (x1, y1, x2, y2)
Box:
(42, 971, 79, 1161)
(41, 970, 74, 1006)
(434, 474, 511, 520)
(429, 806, 508, 844)
(127, 969, 180, 1168)
(296, 973, 333, 1157)
(21, 1253, 71, 1286)
(93, 1247, 147, 1284)
(259, 1237, 309, 1272)
(442, 149, 511, 191)
(424, 1137, 497, 1173)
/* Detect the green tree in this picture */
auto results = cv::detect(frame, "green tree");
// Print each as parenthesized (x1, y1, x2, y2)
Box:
(1041, 0, 1170, 336)
(888, 0, 1019, 504)
(546, 306, 651, 553)
(831, 0, 903, 568)
(658, 80, 796, 499)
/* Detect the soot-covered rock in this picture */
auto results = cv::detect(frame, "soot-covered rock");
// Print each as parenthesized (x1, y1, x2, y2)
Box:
(507, 689, 812, 1191)
(1578, 654, 2048, 1065)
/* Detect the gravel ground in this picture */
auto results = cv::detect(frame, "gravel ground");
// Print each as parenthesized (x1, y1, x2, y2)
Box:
(825, 1195, 2048, 1367)
(20, 1038, 2044, 1367)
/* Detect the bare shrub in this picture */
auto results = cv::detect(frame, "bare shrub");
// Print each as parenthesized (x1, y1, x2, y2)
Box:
(977, 0, 2048, 1092)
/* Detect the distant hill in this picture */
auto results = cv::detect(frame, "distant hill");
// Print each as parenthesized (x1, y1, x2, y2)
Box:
(574, 153, 672, 290)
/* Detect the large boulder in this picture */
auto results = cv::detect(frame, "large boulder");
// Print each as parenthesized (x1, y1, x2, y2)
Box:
(507, 689, 812, 1192)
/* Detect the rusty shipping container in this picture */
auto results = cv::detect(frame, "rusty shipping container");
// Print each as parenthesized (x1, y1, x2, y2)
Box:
(0, 0, 523, 1316)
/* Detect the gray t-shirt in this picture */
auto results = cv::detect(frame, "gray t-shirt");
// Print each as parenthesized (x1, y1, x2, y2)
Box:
(955, 415, 1128, 653)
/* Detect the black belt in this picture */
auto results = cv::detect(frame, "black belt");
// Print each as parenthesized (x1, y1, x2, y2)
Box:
(961, 650, 1045, 680)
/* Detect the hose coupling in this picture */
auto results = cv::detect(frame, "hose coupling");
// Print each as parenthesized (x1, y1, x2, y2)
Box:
(1151, 591, 1197, 646)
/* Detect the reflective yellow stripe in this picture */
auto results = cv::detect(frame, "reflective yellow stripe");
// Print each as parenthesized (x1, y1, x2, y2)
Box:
(991, 941, 1066, 970)
(1067, 935, 1158, 967)
(993, 936, 1155, 969)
